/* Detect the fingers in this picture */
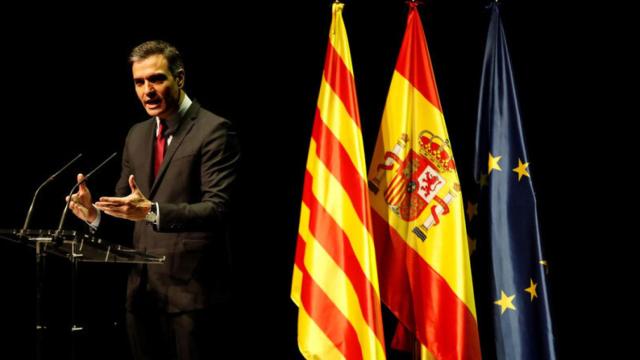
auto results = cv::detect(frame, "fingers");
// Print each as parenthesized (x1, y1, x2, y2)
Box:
(94, 203, 115, 214)
(69, 200, 81, 216)
(128, 174, 138, 193)
(92, 175, 148, 222)
(66, 194, 83, 205)
(96, 196, 127, 206)
(77, 173, 89, 194)
(69, 199, 84, 213)
(94, 200, 125, 215)
(95, 196, 129, 216)
(68, 196, 91, 221)
(67, 173, 96, 222)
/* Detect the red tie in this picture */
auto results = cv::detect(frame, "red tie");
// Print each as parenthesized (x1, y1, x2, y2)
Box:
(154, 120, 167, 177)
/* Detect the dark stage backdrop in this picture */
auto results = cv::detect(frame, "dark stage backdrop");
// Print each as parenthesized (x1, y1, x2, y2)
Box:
(0, 2, 605, 359)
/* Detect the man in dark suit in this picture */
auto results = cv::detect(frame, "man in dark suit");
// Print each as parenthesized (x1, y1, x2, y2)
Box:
(67, 40, 240, 359)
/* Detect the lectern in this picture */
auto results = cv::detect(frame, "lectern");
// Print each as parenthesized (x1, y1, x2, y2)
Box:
(0, 228, 165, 360)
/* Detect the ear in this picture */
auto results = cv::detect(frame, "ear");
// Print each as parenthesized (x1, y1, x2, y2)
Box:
(175, 69, 185, 89)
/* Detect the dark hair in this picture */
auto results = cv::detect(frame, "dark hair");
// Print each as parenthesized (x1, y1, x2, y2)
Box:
(129, 40, 184, 77)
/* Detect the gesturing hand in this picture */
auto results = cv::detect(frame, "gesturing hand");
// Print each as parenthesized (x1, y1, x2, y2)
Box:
(94, 175, 152, 222)
(67, 173, 97, 223)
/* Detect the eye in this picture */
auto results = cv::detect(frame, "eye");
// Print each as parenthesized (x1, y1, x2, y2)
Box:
(149, 74, 167, 84)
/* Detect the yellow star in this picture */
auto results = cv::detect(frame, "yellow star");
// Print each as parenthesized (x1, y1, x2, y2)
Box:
(494, 290, 517, 315)
(488, 153, 502, 174)
(466, 201, 478, 221)
(479, 173, 488, 189)
(524, 279, 538, 301)
(467, 235, 477, 255)
(512, 158, 530, 181)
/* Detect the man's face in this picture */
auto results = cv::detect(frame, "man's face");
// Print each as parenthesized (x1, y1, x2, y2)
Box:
(132, 54, 184, 119)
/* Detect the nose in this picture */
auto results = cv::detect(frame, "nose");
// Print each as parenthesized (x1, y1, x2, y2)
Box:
(144, 81, 156, 96)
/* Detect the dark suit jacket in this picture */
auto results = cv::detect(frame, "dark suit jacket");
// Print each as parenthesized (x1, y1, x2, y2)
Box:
(115, 101, 240, 313)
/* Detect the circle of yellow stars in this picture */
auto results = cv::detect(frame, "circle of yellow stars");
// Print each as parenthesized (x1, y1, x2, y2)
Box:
(473, 152, 547, 315)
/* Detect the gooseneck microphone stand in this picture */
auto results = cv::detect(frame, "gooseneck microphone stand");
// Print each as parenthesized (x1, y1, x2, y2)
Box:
(20, 154, 82, 360)
(56, 152, 116, 360)
(2, 151, 167, 360)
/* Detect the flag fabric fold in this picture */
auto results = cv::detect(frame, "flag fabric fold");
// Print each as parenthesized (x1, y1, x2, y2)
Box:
(291, 3, 386, 359)
(367, 3, 481, 359)
(469, 3, 556, 360)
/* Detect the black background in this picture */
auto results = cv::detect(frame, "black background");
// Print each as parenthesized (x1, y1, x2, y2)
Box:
(0, 1, 613, 359)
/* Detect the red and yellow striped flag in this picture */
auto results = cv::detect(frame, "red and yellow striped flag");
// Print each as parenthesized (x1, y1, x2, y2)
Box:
(291, 3, 386, 359)
(367, 4, 481, 359)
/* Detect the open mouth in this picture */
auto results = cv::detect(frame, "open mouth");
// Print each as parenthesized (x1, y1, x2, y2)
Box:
(145, 99, 162, 108)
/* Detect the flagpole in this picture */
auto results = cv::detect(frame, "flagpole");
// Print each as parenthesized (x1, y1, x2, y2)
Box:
(410, 3, 424, 358)
(412, 333, 420, 360)
(412, 4, 420, 359)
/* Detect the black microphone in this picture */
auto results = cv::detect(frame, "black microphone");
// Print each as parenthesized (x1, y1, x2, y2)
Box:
(56, 152, 117, 232)
(21, 154, 83, 232)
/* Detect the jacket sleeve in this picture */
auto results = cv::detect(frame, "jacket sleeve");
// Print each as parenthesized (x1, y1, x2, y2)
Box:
(115, 126, 136, 198)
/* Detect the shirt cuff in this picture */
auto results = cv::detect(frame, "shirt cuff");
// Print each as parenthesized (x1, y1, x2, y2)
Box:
(87, 205, 101, 230)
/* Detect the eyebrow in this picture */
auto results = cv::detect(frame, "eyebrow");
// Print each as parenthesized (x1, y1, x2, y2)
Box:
(133, 73, 169, 82)
(148, 73, 168, 81)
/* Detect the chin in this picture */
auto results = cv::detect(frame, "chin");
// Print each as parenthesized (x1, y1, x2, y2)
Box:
(145, 107, 164, 117)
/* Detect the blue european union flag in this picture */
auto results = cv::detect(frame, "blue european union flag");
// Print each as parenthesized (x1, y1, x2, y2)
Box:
(469, 3, 557, 360)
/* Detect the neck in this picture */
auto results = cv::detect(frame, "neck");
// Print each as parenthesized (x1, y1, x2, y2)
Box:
(159, 92, 192, 127)
(160, 91, 185, 122)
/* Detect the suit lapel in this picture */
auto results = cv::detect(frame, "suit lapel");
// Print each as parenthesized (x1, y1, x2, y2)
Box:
(139, 119, 155, 197)
(150, 102, 200, 196)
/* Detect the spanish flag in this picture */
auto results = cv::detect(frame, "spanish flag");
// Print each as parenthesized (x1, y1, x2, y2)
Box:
(291, 2, 386, 359)
(367, 3, 481, 359)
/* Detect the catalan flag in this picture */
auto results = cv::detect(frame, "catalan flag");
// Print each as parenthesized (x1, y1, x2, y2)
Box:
(469, 3, 556, 359)
(290, 2, 386, 359)
(367, 3, 481, 359)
